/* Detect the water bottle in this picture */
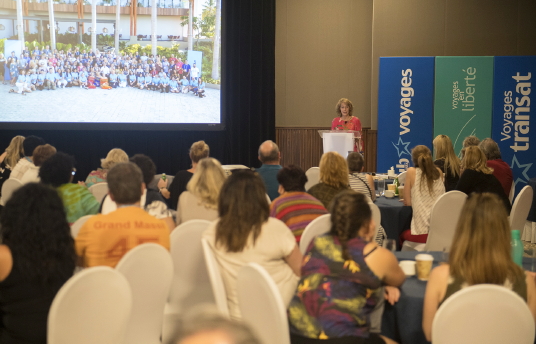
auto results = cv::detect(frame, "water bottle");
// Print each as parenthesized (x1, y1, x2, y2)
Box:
(511, 230, 523, 267)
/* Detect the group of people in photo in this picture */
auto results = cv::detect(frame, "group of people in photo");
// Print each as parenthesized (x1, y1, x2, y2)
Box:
(0, 47, 206, 97)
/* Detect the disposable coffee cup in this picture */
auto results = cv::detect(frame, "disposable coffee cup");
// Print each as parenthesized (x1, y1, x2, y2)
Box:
(415, 254, 434, 281)
(398, 186, 404, 200)
(388, 184, 396, 191)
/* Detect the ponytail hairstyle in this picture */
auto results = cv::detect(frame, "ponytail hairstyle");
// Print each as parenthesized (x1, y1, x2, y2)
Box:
(329, 190, 372, 261)
(412, 145, 441, 195)
(433, 135, 461, 178)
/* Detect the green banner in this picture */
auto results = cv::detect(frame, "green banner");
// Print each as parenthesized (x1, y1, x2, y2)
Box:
(434, 56, 494, 155)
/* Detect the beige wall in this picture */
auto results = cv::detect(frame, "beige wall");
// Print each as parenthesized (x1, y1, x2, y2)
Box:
(276, 0, 536, 129)
(275, 0, 373, 127)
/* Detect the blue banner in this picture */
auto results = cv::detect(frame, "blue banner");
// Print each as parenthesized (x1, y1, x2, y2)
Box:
(377, 57, 435, 173)
(492, 56, 536, 195)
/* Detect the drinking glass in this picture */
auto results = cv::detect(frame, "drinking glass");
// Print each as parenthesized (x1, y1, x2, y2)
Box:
(383, 239, 397, 252)
(377, 178, 385, 197)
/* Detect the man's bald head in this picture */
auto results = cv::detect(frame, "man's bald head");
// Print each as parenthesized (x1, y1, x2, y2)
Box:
(258, 140, 280, 164)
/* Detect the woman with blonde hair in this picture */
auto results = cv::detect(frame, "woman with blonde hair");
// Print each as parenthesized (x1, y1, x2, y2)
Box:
(307, 151, 350, 209)
(176, 157, 226, 225)
(202, 170, 301, 320)
(455, 145, 510, 212)
(331, 98, 363, 152)
(422, 193, 536, 341)
(84, 148, 129, 188)
(433, 134, 461, 191)
(0, 136, 25, 193)
(402, 145, 445, 244)
(159, 140, 210, 210)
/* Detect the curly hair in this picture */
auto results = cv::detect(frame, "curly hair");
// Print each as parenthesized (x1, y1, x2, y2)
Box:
(101, 148, 129, 170)
(39, 152, 75, 188)
(130, 154, 156, 186)
(335, 98, 354, 117)
(319, 152, 349, 189)
(329, 190, 372, 261)
(216, 170, 269, 252)
(0, 183, 76, 285)
(32, 144, 57, 167)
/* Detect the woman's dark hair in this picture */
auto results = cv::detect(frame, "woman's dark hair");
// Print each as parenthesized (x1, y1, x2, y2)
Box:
(23, 135, 45, 157)
(277, 165, 307, 192)
(329, 190, 372, 260)
(0, 183, 76, 285)
(130, 154, 156, 186)
(216, 170, 269, 252)
(39, 152, 74, 187)
(347, 152, 365, 172)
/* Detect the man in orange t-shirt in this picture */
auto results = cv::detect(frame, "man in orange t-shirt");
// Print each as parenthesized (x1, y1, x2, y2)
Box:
(75, 162, 170, 268)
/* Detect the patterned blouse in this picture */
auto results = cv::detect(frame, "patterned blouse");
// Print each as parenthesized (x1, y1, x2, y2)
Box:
(85, 168, 109, 188)
(288, 234, 382, 339)
(331, 116, 363, 152)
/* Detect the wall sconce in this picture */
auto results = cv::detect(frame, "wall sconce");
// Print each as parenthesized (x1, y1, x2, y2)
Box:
(0, 24, 4, 31)
(103, 27, 108, 33)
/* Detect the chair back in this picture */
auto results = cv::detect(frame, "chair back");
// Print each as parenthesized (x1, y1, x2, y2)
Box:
(0, 178, 23, 206)
(101, 189, 150, 215)
(369, 201, 381, 242)
(70, 214, 95, 238)
(305, 167, 320, 191)
(115, 243, 173, 344)
(47, 266, 132, 344)
(425, 191, 467, 252)
(201, 238, 230, 317)
(432, 284, 535, 344)
(299, 214, 331, 254)
(237, 263, 290, 344)
(510, 185, 534, 232)
(88, 182, 108, 203)
(397, 171, 407, 185)
(509, 180, 516, 204)
(163, 220, 213, 344)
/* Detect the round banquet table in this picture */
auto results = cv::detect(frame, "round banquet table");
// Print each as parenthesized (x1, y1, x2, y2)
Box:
(381, 251, 535, 344)
(374, 196, 413, 246)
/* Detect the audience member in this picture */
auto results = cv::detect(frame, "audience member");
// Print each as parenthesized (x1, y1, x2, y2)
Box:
(9, 135, 45, 180)
(177, 157, 226, 225)
(455, 146, 511, 212)
(433, 134, 461, 191)
(39, 152, 100, 223)
(255, 140, 282, 201)
(422, 193, 536, 341)
(460, 135, 480, 159)
(288, 191, 404, 344)
(84, 148, 129, 188)
(202, 170, 301, 320)
(347, 152, 375, 201)
(176, 306, 260, 344)
(76, 162, 170, 267)
(0, 183, 75, 343)
(159, 140, 210, 210)
(269, 165, 327, 243)
(307, 152, 350, 209)
(0, 135, 24, 192)
(20, 144, 57, 184)
(401, 145, 445, 244)
(479, 138, 513, 197)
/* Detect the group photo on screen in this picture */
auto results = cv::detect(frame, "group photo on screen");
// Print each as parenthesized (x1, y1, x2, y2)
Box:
(0, 0, 221, 125)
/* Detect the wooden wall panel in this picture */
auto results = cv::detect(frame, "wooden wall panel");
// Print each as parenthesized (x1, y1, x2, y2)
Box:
(276, 127, 377, 172)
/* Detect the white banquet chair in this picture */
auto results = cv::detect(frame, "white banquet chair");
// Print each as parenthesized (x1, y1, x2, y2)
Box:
(424, 191, 467, 252)
(0, 178, 23, 206)
(432, 284, 534, 344)
(510, 185, 533, 238)
(162, 220, 213, 344)
(509, 180, 516, 204)
(397, 171, 407, 186)
(88, 182, 108, 203)
(115, 243, 173, 344)
(201, 238, 230, 317)
(305, 167, 320, 191)
(70, 214, 95, 239)
(47, 266, 132, 344)
(299, 214, 331, 254)
(237, 263, 291, 344)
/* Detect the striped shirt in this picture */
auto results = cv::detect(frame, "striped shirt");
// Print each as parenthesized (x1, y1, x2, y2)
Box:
(270, 192, 328, 243)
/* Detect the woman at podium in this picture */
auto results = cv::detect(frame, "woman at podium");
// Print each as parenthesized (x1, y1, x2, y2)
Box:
(331, 98, 363, 152)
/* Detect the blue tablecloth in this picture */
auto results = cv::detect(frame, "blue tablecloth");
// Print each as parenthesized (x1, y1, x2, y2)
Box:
(374, 196, 413, 243)
(381, 252, 534, 344)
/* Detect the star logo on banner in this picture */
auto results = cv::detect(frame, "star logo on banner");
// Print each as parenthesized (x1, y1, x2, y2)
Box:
(510, 155, 533, 187)
(392, 137, 411, 158)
